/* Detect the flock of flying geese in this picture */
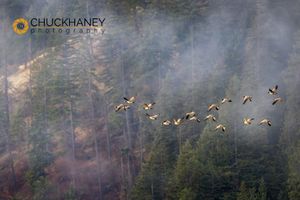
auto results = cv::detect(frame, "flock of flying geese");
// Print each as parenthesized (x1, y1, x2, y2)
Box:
(115, 85, 283, 132)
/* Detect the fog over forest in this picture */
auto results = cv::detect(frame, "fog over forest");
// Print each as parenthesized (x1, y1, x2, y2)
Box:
(0, 0, 300, 199)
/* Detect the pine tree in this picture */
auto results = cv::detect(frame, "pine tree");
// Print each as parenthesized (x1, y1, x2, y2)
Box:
(25, 52, 54, 195)
(287, 141, 300, 200)
(258, 178, 267, 200)
(171, 141, 200, 199)
(237, 182, 250, 200)
(178, 187, 197, 200)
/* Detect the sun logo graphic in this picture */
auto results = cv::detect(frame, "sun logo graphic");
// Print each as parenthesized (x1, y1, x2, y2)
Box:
(12, 18, 29, 35)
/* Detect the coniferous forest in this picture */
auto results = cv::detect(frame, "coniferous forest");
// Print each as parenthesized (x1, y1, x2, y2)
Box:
(0, 0, 300, 199)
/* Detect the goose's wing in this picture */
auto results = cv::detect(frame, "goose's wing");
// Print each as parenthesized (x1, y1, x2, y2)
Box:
(261, 119, 267, 123)
(129, 96, 135, 102)
(190, 116, 197, 121)
(208, 105, 212, 111)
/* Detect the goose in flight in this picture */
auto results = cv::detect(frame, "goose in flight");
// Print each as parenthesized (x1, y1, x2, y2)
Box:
(143, 102, 156, 110)
(208, 104, 219, 112)
(162, 120, 172, 126)
(242, 96, 252, 104)
(221, 98, 232, 104)
(204, 114, 217, 122)
(189, 116, 201, 123)
(243, 118, 254, 125)
(115, 104, 130, 112)
(215, 124, 226, 132)
(259, 119, 271, 126)
(272, 97, 283, 105)
(268, 85, 278, 95)
(124, 96, 136, 104)
(185, 111, 196, 119)
(146, 113, 159, 120)
(173, 118, 184, 126)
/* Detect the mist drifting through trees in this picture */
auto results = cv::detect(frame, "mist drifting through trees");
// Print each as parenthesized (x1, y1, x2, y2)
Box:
(0, 0, 300, 199)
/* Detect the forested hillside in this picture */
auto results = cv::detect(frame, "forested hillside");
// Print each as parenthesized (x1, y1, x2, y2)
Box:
(0, 0, 300, 199)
